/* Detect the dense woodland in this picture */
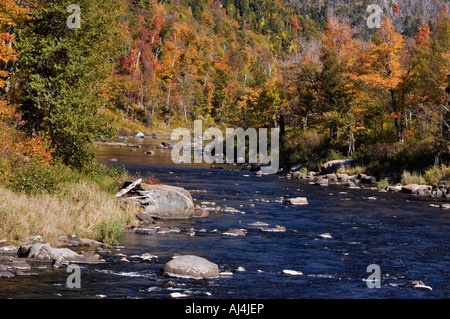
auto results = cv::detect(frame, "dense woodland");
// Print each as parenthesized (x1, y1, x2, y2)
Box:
(1, 0, 450, 183)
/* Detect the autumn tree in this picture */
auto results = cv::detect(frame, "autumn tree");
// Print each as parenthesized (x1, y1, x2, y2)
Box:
(0, 0, 30, 91)
(352, 17, 405, 143)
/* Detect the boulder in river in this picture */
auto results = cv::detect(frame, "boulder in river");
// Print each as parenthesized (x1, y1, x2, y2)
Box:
(135, 131, 145, 138)
(120, 182, 194, 220)
(162, 255, 219, 280)
(401, 184, 432, 194)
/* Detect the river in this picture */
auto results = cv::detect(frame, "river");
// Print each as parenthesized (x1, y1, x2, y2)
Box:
(0, 137, 449, 299)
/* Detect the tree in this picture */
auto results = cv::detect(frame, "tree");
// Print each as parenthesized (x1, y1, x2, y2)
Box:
(0, 0, 30, 90)
(15, 0, 126, 168)
(352, 17, 405, 142)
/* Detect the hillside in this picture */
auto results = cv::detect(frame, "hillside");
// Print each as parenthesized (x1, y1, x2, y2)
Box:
(0, 0, 449, 177)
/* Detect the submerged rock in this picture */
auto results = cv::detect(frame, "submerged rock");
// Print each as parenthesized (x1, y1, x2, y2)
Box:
(259, 225, 286, 233)
(162, 255, 219, 280)
(222, 229, 247, 237)
(248, 221, 269, 227)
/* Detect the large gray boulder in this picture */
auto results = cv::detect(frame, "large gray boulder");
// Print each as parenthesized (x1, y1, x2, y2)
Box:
(18, 243, 105, 267)
(162, 255, 219, 280)
(402, 184, 432, 194)
(138, 184, 194, 219)
(321, 159, 355, 174)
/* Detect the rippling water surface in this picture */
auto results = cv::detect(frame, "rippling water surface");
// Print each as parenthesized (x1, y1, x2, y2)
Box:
(1, 138, 449, 299)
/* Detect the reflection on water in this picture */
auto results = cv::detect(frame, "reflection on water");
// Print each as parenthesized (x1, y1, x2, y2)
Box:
(1, 137, 449, 299)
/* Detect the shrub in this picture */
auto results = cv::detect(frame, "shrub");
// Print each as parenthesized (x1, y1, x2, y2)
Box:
(424, 165, 450, 187)
(281, 129, 327, 170)
(299, 167, 308, 174)
(377, 179, 389, 189)
(12, 160, 60, 194)
(80, 162, 128, 194)
(96, 219, 124, 244)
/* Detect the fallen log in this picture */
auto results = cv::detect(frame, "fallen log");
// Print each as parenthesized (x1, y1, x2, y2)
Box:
(115, 179, 142, 198)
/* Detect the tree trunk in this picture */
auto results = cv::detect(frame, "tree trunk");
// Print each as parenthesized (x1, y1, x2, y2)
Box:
(390, 89, 401, 142)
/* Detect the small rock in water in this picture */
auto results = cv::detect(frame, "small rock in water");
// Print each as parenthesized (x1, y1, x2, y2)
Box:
(220, 271, 234, 276)
(412, 280, 432, 291)
(319, 233, 333, 239)
(284, 197, 309, 206)
(0, 271, 15, 278)
(248, 221, 269, 227)
(282, 269, 303, 276)
(259, 225, 286, 233)
(223, 229, 247, 237)
(169, 292, 189, 298)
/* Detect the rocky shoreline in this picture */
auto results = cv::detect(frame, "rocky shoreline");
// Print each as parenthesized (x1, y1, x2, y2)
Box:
(280, 159, 450, 207)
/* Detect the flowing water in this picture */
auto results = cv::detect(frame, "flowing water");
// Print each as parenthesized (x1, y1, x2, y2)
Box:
(1, 137, 449, 299)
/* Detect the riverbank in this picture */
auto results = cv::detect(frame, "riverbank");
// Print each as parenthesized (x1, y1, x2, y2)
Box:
(0, 182, 139, 246)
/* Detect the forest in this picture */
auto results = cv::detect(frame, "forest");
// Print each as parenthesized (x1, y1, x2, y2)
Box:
(1, 0, 450, 184)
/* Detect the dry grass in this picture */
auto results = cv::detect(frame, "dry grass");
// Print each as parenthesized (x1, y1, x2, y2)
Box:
(0, 183, 139, 245)
(337, 165, 366, 176)
(401, 171, 427, 185)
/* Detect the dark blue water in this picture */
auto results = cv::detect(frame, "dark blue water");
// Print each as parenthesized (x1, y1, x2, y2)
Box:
(1, 140, 449, 299)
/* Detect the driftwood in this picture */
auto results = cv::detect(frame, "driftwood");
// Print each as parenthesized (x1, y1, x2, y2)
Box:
(115, 179, 142, 198)
(121, 195, 156, 205)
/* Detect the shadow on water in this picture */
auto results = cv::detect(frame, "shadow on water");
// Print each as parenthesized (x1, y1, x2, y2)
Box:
(1, 138, 448, 299)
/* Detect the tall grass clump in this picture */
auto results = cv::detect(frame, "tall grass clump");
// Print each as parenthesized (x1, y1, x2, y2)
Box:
(401, 171, 427, 185)
(0, 183, 139, 245)
(424, 165, 450, 187)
